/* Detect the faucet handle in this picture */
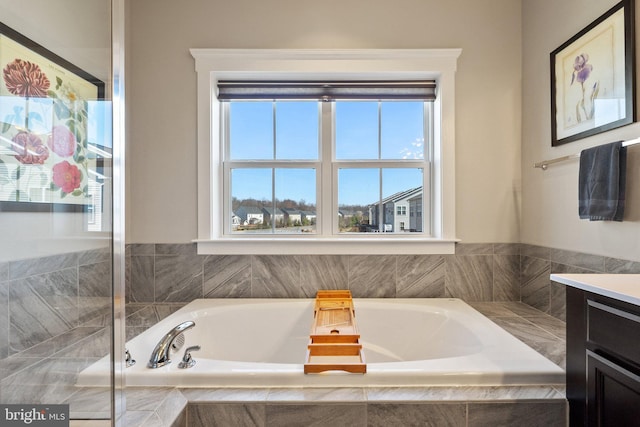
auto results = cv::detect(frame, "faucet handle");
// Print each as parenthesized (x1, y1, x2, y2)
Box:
(178, 345, 201, 369)
(125, 348, 136, 367)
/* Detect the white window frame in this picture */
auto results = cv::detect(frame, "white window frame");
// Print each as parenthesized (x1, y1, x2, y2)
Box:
(191, 49, 460, 255)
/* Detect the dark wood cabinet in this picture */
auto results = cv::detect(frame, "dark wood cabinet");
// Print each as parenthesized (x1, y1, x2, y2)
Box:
(586, 350, 640, 426)
(567, 287, 640, 426)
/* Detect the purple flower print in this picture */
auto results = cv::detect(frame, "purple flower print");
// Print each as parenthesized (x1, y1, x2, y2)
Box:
(571, 54, 593, 85)
(570, 53, 598, 122)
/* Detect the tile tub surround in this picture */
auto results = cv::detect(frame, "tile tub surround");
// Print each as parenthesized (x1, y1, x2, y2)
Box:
(0, 296, 567, 425)
(179, 385, 567, 427)
(127, 301, 566, 426)
(127, 242, 640, 323)
(94, 299, 563, 389)
(127, 243, 523, 303)
(520, 244, 640, 321)
(2, 242, 633, 424)
(469, 301, 566, 370)
(0, 241, 627, 366)
(65, 384, 568, 427)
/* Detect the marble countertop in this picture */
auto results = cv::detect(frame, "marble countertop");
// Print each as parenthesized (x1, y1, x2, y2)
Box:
(550, 274, 640, 306)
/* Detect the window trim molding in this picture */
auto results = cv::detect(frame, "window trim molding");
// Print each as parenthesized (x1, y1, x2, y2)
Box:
(190, 48, 461, 255)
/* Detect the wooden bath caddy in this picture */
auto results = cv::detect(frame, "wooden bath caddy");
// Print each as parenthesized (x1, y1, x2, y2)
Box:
(304, 290, 366, 374)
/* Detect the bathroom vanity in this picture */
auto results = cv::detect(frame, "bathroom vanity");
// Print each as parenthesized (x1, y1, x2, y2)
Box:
(551, 274, 640, 427)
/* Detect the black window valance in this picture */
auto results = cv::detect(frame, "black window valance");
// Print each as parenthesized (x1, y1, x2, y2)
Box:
(217, 80, 437, 101)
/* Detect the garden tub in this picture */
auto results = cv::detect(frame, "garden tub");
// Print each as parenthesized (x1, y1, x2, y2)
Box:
(77, 298, 565, 387)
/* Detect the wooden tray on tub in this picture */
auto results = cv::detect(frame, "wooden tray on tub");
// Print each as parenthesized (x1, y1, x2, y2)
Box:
(304, 290, 366, 374)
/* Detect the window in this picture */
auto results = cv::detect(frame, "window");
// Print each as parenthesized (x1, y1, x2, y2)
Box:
(191, 49, 460, 254)
(224, 95, 430, 236)
(226, 100, 318, 233)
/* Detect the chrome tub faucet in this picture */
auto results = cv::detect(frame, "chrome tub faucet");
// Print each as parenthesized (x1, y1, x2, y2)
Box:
(147, 320, 195, 369)
(178, 345, 201, 369)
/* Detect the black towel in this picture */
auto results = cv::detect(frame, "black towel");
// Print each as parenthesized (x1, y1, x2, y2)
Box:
(578, 141, 627, 221)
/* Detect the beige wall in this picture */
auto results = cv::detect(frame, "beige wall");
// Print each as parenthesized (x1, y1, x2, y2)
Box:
(127, 0, 523, 244)
(0, 0, 110, 81)
(0, 0, 111, 261)
(522, 0, 640, 261)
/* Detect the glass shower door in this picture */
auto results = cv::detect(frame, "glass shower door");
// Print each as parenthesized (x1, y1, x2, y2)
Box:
(0, 0, 121, 424)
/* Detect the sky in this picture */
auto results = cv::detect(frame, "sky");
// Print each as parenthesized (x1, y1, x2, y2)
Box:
(229, 100, 425, 206)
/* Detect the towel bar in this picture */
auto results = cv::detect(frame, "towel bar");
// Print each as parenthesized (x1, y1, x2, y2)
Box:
(534, 137, 640, 170)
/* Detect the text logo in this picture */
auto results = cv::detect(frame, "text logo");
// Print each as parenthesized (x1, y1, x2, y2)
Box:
(1, 405, 68, 426)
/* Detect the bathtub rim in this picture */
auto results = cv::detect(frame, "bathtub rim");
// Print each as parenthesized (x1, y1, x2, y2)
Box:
(78, 297, 566, 388)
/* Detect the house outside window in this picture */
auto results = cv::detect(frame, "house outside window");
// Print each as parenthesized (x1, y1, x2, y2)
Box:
(191, 49, 460, 255)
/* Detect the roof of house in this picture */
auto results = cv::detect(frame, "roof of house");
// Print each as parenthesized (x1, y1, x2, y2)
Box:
(236, 206, 265, 215)
(261, 207, 285, 215)
(282, 208, 302, 215)
(368, 186, 422, 207)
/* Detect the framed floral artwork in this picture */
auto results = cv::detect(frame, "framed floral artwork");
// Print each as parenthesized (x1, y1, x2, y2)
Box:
(550, 0, 635, 146)
(0, 22, 106, 212)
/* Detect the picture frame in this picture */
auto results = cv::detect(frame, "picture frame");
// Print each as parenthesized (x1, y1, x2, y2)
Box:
(550, 0, 635, 146)
(0, 22, 106, 212)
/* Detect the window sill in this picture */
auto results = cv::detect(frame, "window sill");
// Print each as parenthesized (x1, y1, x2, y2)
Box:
(195, 237, 458, 255)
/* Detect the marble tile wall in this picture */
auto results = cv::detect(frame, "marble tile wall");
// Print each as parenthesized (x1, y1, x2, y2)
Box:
(520, 244, 640, 321)
(0, 247, 112, 361)
(0, 246, 114, 420)
(4, 241, 640, 363)
(184, 391, 567, 427)
(127, 242, 522, 303)
(0, 241, 604, 427)
(1, 241, 580, 426)
(127, 242, 640, 325)
(65, 384, 570, 427)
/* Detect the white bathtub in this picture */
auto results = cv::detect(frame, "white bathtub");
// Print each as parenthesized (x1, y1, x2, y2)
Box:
(77, 298, 565, 387)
